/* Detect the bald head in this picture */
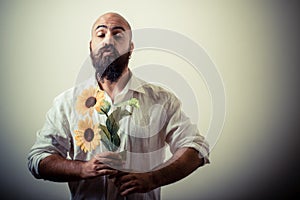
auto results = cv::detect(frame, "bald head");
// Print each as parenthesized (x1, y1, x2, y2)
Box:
(90, 12, 133, 53)
(91, 12, 131, 37)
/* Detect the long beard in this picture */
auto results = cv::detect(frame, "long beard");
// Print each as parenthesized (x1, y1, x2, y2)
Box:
(90, 44, 130, 82)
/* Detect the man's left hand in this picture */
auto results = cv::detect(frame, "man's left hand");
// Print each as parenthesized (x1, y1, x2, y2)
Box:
(112, 171, 157, 196)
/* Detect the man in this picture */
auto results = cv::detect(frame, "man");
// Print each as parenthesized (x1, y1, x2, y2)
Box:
(28, 12, 210, 199)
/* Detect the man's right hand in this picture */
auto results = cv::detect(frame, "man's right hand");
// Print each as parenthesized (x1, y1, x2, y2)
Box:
(39, 152, 123, 182)
(80, 152, 123, 179)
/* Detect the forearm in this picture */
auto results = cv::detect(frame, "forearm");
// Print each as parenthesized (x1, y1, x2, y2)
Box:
(113, 147, 205, 196)
(151, 147, 204, 188)
(38, 154, 84, 182)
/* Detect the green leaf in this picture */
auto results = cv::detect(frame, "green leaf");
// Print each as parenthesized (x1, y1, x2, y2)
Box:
(100, 121, 120, 151)
(99, 107, 131, 152)
(111, 133, 121, 149)
(99, 124, 111, 141)
(106, 117, 120, 150)
(99, 129, 112, 151)
(110, 107, 132, 123)
(110, 107, 121, 122)
(118, 109, 132, 120)
(106, 116, 119, 136)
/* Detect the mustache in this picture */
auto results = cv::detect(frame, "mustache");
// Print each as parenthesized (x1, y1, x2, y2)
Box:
(97, 44, 119, 57)
(90, 44, 131, 83)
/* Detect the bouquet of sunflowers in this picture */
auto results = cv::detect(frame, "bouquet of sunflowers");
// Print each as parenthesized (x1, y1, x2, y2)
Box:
(74, 87, 139, 153)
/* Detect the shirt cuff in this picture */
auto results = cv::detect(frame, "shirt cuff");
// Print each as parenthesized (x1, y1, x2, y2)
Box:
(182, 144, 210, 165)
(28, 153, 52, 179)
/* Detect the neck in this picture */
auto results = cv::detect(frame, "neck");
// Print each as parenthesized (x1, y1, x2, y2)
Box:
(98, 67, 130, 102)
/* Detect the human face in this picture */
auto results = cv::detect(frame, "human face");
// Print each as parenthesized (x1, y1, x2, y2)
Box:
(90, 13, 133, 58)
(90, 13, 133, 82)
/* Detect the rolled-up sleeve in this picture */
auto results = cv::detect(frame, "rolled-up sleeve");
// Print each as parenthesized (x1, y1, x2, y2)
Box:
(28, 95, 71, 179)
(165, 94, 210, 164)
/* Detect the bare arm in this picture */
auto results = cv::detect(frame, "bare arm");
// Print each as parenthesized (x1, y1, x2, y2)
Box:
(39, 152, 123, 182)
(114, 147, 204, 196)
(152, 147, 204, 187)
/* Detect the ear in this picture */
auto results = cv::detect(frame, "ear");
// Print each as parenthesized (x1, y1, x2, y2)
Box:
(129, 42, 134, 56)
(89, 41, 92, 52)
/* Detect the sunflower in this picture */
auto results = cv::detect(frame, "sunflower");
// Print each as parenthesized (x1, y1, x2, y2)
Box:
(74, 118, 101, 153)
(76, 87, 105, 116)
(94, 90, 110, 114)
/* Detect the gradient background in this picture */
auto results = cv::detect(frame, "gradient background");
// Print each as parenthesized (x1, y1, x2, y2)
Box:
(0, 0, 299, 199)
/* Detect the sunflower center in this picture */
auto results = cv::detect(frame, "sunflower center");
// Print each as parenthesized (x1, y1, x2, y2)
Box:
(85, 97, 97, 108)
(84, 128, 94, 142)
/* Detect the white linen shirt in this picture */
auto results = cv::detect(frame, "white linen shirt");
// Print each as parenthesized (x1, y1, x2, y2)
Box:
(28, 72, 209, 200)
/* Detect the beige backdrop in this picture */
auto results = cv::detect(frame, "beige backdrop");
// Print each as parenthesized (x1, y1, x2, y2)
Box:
(0, 0, 299, 199)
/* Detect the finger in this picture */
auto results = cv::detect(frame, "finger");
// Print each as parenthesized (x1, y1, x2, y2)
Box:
(114, 173, 132, 187)
(95, 157, 122, 166)
(114, 171, 129, 179)
(109, 171, 126, 179)
(96, 158, 122, 166)
(117, 173, 134, 182)
(97, 169, 119, 176)
(120, 184, 137, 196)
(121, 187, 136, 196)
(94, 164, 120, 172)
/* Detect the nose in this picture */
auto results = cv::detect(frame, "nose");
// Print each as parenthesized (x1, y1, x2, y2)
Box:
(102, 32, 114, 47)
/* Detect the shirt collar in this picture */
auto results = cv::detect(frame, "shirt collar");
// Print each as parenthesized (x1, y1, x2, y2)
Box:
(123, 70, 146, 94)
(94, 69, 146, 95)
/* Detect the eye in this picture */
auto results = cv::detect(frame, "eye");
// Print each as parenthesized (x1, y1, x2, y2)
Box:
(113, 32, 123, 39)
(97, 32, 105, 38)
(98, 34, 105, 38)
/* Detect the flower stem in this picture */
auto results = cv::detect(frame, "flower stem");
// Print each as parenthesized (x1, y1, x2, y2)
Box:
(101, 108, 109, 118)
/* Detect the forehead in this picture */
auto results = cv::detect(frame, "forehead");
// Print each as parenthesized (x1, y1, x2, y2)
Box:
(92, 14, 130, 32)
